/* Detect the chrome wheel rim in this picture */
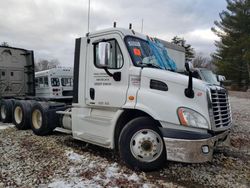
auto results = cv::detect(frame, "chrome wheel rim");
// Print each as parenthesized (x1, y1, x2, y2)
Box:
(130, 129, 163, 162)
(14, 106, 23, 124)
(32, 109, 42, 129)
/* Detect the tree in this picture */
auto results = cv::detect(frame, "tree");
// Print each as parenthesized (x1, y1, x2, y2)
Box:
(212, 0, 250, 88)
(171, 36, 195, 62)
(1, 42, 9, 47)
(35, 59, 60, 72)
(193, 54, 210, 68)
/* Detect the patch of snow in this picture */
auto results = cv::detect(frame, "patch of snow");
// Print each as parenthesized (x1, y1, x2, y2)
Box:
(66, 150, 83, 162)
(0, 124, 14, 130)
(105, 163, 119, 178)
(88, 161, 96, 169)
(48, 179, 102, 188)
(142, 184, 151, 188)
(128, 173, 140, 181)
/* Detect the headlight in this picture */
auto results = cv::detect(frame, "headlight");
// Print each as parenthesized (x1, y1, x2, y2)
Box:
(177, 107, 209, 129)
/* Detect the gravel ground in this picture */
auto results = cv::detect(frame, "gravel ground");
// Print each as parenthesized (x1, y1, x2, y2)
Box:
(0, 91, 249, 188)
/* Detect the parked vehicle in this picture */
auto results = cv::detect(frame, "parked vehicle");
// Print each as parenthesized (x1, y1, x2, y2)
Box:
(0, 46, 73, 123)
(0, 27, 232, 171)
(0, 46, 35, 98)
(35, 67, 73, 100)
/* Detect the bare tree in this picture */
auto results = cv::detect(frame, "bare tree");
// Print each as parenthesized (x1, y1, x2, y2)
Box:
(35, 59, 60, 72)
(1, 42, 10, 47)
(192, 54, 217, 71)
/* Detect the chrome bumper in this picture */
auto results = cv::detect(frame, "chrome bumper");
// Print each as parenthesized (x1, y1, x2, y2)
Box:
(163, 130, 230, 163)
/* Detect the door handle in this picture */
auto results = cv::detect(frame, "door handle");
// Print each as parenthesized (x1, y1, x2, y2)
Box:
(90, 88, 95, 100)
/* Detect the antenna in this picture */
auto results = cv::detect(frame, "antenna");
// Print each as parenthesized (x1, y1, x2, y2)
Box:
(113, 22, 117, 28)
(129, 23, 132, 29)
(141, 19, 144, 33)
(87, 0, 91, 33)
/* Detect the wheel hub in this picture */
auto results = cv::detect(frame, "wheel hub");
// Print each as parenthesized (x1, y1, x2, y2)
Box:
(32, 109, 42, 129)
(14, 106, 23, 124)
(130, 129, 163, 162)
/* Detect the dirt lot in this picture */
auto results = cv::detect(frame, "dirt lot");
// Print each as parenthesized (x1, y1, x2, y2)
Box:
(0, 91, 250, 188)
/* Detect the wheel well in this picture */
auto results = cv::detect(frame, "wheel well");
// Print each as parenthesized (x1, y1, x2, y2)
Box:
(114, 109, 162, 150)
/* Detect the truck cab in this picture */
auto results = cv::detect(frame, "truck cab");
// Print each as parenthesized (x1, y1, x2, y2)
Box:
(65, 28, 231, 170)
(12, 27, 232, 171)
(192, 68, 221, 86)
(0, 46, 35, 98)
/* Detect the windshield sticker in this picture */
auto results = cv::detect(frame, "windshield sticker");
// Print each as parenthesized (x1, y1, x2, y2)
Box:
(133, 48, 141, 56)
(128, 41, 141, 47)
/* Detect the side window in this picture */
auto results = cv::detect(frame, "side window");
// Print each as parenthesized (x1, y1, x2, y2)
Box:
(51, 78, 60, 87)
(35, 78, 39, 87)
(94, 39, 124, 69)
(44, 77, 49, 87)
(61, 78, 73, 86)
(38, 77, 44, 87)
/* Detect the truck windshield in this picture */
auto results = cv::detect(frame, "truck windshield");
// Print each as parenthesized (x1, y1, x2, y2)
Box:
(200, 70, 220, 85)
(125, 36, 176, 71)
(51, 78, 60, 87)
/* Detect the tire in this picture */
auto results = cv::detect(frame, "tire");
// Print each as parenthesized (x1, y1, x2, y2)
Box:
(0, 99, 14, 123)
(119, 117, 166, 171)
(31, 102, 52, 136)
(13, 100, 33, 130)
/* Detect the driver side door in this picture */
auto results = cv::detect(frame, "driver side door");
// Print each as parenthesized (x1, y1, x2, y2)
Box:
(86, 34, 129, 108)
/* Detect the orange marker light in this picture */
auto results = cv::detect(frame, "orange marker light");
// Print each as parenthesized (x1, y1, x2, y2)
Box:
(133, 48, 141, 56)
(178, 108, 188, 126)
(128, 96, 135, 101)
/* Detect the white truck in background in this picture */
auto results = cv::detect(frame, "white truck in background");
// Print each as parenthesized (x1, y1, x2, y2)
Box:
(0, 27, 232, 171)
(159, 40, 226, 86)
(35, 67, 73, 100)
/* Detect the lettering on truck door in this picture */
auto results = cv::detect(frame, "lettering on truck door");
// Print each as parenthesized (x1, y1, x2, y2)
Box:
(86, 33, 130, 108)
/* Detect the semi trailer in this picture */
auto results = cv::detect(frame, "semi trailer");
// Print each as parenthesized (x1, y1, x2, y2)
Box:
(0, 27, 232, 171)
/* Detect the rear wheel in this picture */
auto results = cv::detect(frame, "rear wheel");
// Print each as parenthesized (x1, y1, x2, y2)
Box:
(32, 109, 42, 130)
(31, 102, 52, 136)
(119, 117, 166, 171)
(0, 99, 14, 123)
(13, 100, 33, 130)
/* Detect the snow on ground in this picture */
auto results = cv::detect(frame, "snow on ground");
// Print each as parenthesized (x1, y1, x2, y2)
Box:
(48, 150, 144, 188)
(0, 124, 14, 130)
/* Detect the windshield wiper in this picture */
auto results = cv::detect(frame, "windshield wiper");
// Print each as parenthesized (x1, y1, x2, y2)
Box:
(138, 62, 162, 69)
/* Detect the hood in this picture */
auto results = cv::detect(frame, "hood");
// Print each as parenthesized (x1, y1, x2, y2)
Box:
(141, 68, 208, 92)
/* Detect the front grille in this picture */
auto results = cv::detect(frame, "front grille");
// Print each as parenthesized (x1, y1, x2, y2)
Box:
(210, 87, 232, 130)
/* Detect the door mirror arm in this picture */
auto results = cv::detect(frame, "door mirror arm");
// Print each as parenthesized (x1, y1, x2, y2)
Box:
(103, 67, 121, 81)
(184, 62, 194, 98)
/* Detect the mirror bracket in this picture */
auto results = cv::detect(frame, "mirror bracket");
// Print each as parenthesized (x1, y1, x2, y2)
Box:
(104, 67, 121, 81)
(184, 62, 194, 99)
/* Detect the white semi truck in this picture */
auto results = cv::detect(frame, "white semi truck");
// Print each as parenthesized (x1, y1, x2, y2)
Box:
(1, 27, 232, 171)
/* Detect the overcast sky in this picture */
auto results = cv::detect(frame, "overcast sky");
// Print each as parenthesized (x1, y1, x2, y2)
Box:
(0, 0, 227, 66)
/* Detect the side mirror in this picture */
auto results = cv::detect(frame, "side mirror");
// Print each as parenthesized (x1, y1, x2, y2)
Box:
(97, 42, 121, 82)
(217, 75, 226, 82)
(98, 42, 111, 68)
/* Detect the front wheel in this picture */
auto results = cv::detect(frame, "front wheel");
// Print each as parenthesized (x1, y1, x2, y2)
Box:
(119, 117, 166, 171)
